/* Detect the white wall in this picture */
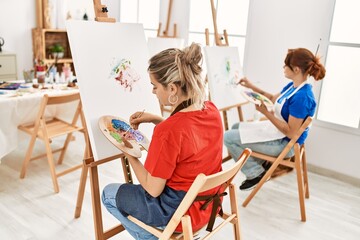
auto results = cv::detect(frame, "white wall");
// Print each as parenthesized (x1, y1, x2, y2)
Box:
(307, 124, 360, 179)
(0, 0, 36, 78)
(1, 0, 359, 182)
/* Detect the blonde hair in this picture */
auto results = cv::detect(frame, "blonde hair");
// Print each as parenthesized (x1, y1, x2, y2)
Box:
(147, 42, 206, 109)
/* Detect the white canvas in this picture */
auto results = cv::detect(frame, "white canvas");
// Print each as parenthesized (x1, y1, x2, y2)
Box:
(147, 37, 185, 57)
(203, 46, 247, 110)
(66, 20, 161, 161)
(244, 0, 334, 94)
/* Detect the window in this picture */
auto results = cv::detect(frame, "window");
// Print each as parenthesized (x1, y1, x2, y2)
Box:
(119, 0, 160, 38)
(65, 0, 95, 20)
(189, 0, 249, 63)
(317, 0, 360, 131)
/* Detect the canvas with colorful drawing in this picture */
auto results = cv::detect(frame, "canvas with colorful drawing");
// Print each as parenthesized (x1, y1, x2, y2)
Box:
(203, 46, 247, 110)
(66, 21, 161, 160)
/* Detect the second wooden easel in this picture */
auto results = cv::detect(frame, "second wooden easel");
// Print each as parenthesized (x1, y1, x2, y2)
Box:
(157, 0, 178, 116)
(206, 0, 249, 162)
(157, 0, 177, 38)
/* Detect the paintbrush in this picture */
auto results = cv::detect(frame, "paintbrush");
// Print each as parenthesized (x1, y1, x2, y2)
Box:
(124, 109, 145, 135)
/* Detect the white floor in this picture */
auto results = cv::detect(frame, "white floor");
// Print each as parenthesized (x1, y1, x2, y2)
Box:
(1, 133, 360, 240)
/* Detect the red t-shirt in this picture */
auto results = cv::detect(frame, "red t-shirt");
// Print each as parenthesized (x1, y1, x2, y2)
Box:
(144, 101, 223, 231)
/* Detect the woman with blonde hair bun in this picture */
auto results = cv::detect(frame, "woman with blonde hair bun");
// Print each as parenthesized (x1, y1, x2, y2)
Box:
(102, 43, 224, 240)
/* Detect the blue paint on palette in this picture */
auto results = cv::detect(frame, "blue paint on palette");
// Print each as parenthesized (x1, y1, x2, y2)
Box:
(111, 119, 131, 131)
(111, 119, 145, 143)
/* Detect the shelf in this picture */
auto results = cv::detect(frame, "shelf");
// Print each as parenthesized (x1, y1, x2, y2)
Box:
(32, 28, 74, 74)
(32, 28, 72, 60)
(32, 0, 75, 76)
(42, 58, 73, 64)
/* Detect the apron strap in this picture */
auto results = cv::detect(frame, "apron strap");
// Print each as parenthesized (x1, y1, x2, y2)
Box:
(193, 191, 227, 232)
(170, 99, 192, 116)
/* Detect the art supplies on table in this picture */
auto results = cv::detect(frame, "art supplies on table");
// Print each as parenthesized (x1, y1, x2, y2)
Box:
(0, 82, 21, 90)
(0, 90, 17, 97)
(98, 115, 150, 158)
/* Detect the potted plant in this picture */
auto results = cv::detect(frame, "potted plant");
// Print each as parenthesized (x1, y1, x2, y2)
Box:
(49, 43, 64, 59)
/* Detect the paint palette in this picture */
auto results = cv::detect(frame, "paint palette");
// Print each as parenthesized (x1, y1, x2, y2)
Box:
(241, 90, 273, 107)
(98, 115, 150, 158)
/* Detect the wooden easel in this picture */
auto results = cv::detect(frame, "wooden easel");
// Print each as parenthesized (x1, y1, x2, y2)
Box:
(206, 0, 249, 162)
(208, 0, 229, 46)
(156, 0, 178, 116)
(93, 0, 116, 23)
(73, 2, 132, 239)
(157, 0, 177, 38)
(74, 141, 131, 239)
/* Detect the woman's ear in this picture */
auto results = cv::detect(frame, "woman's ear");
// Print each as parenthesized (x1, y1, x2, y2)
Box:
(293, 66, 300, 74)
(168, 83, 178, 94)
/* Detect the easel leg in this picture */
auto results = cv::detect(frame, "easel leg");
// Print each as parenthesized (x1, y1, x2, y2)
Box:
(88, 157, 106, 240)
(74, 159, 89, 218)
(88, 156, 126, 239)
(73, 131, 132, 238)
(121, 156, 133, 184)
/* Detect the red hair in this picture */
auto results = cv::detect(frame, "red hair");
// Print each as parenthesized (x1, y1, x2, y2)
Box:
(284, 48, 326, 81)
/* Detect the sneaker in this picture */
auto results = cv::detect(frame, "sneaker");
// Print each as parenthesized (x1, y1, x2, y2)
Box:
(239, 171, 267, 191)
(262, 161, 272, 171)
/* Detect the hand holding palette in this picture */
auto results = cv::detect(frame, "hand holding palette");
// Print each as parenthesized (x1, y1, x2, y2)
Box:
(98, 116, 150, 158)
(241, 90, 273, 107)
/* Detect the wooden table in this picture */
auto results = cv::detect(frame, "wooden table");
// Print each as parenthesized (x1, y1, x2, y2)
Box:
(0, 83, 79, 160)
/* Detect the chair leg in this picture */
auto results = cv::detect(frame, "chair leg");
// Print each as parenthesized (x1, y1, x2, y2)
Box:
(242, 160, 280, 207)
(20, 134, 37, 179)
(229, 184, 241, 240)
(295, 148, 306, 222)
(301, 148, 310, 199)
(44, 140, 60, 193)
(57, 133, 73, 165)
(181, 215, 193, 240)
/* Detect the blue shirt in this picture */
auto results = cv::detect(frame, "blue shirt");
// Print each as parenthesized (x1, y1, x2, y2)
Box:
(278, 82, 316, 144)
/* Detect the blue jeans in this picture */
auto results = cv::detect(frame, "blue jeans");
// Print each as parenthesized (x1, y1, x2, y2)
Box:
(102, 183, 158, 240)
(224, 122, 294, 180)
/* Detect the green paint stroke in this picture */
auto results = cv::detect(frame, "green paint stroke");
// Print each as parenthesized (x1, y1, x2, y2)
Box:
(110, 132, 123, 143)
(226, 60, 231, 73)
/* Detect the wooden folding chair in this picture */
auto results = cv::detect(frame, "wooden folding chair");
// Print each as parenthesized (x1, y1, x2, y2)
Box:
(18, 92, 87, 193)
(126, 148, 252, 240)
(242, 117, 312, 221)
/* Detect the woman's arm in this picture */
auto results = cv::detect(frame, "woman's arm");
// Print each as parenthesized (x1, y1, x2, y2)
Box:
(239, 77, 280, 103)
(129, 112, 164, 130)
(125, 154, 166, 197)
(256, 103, 303, 138)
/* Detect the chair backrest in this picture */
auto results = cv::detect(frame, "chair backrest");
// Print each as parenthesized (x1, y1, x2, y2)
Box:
(36, 92, 83, 124)
(45, 92, 81, 105)
(30, 92, 86, 143)
(160, 148, 252, 239)
(276, 116, 312, 160)
(242, 117, 313, 222)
